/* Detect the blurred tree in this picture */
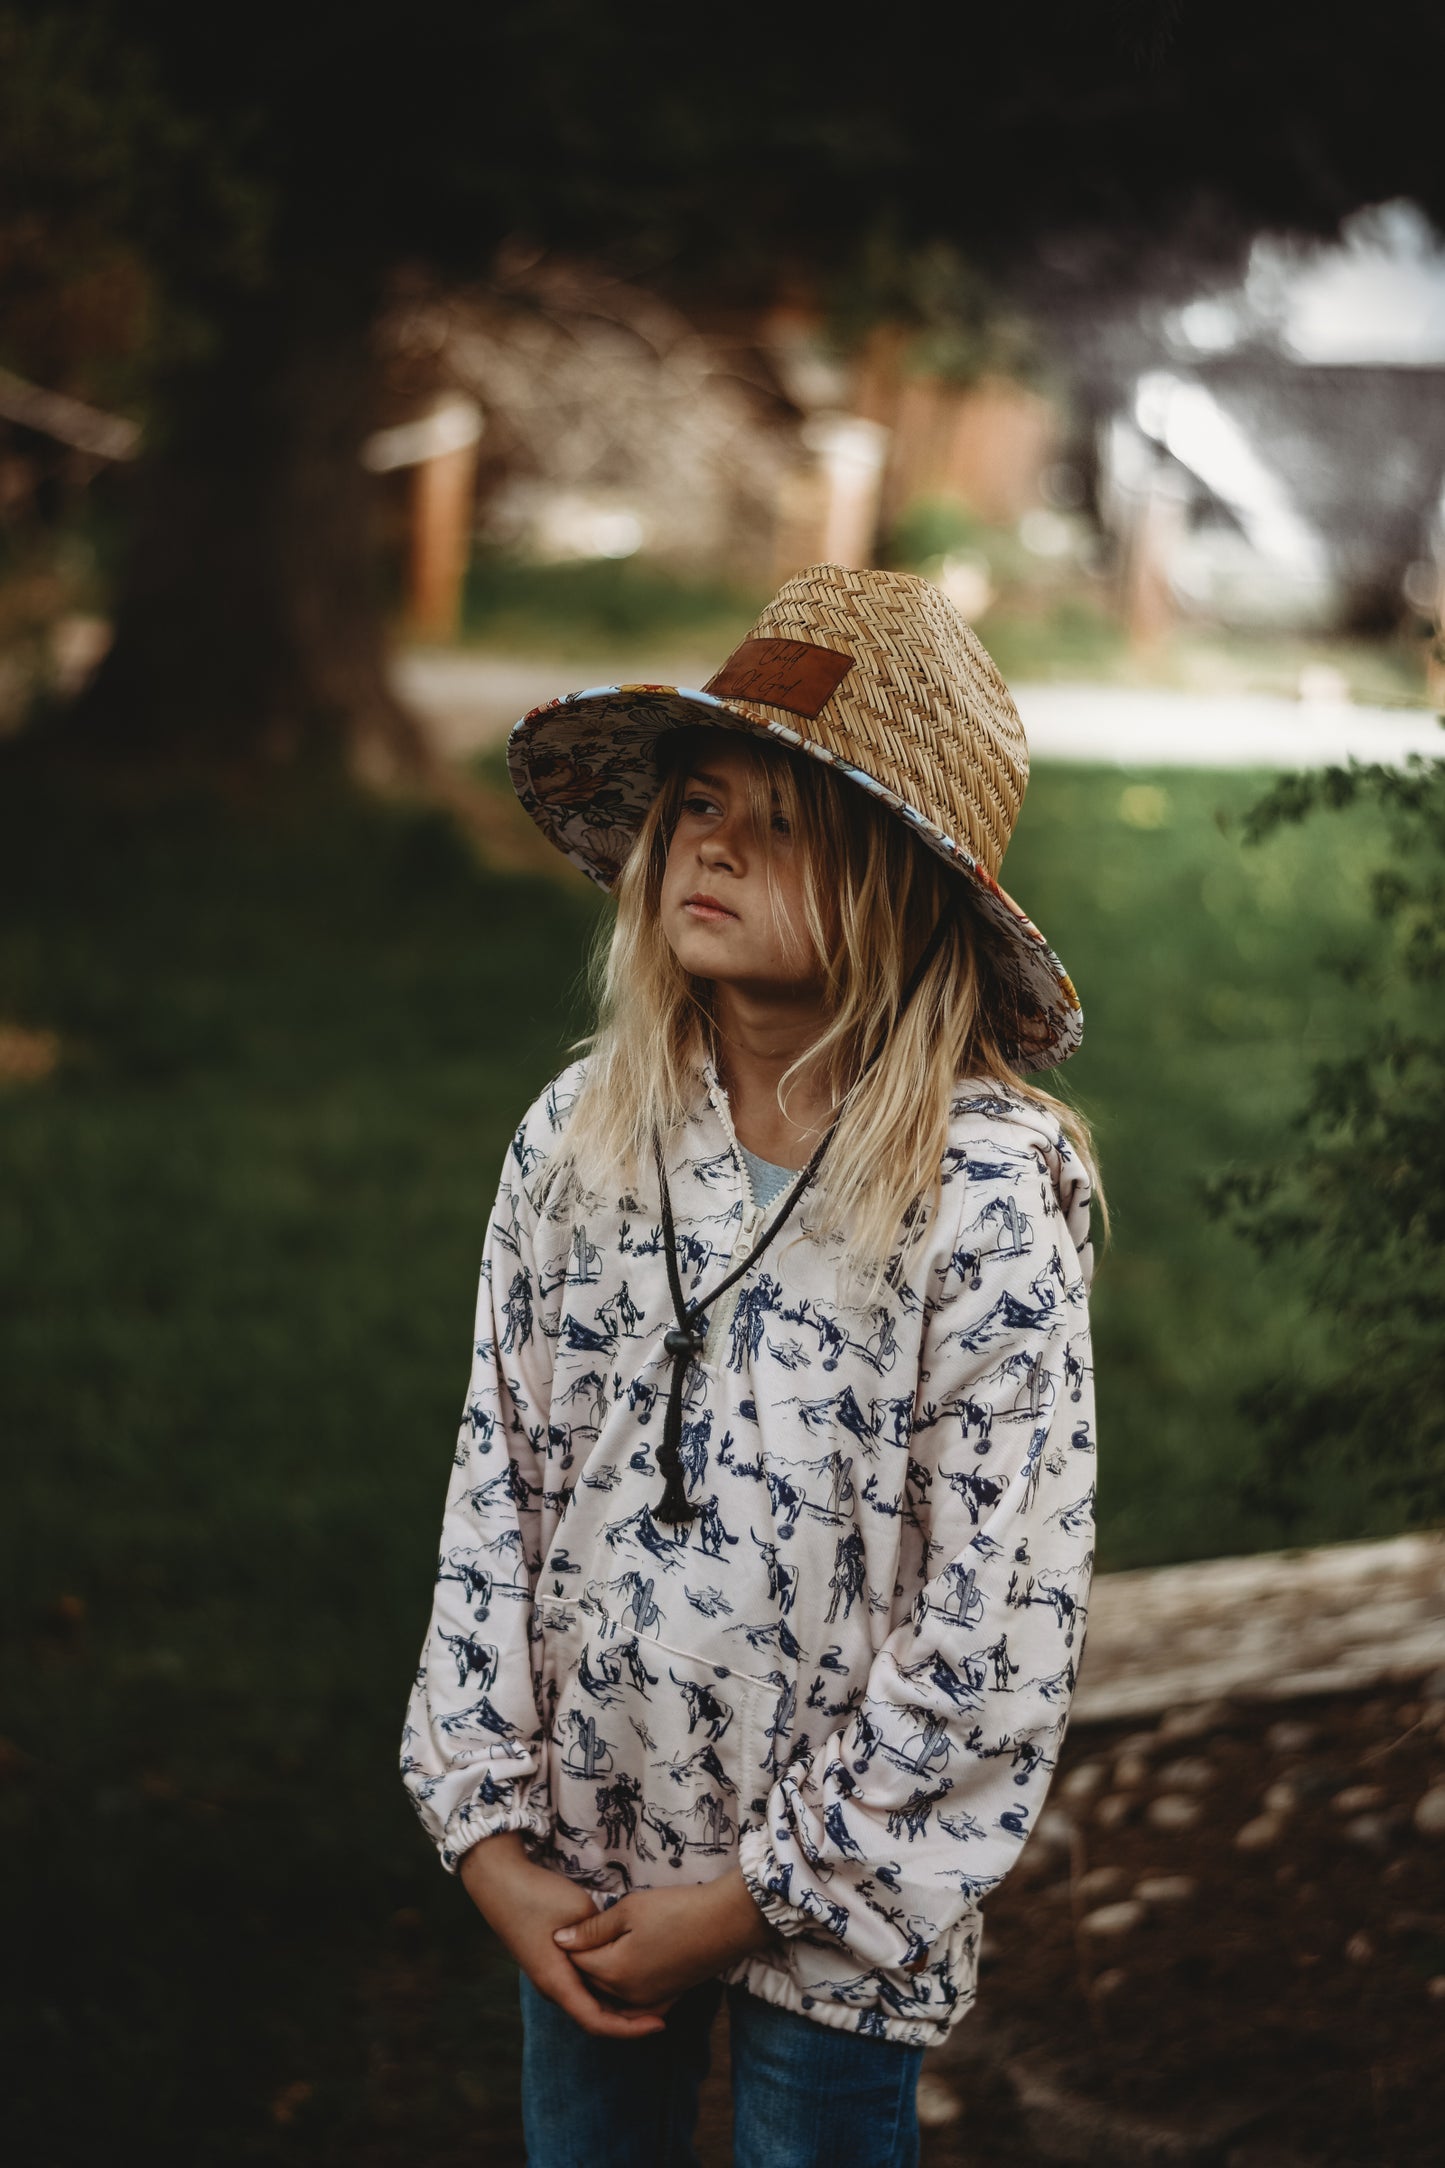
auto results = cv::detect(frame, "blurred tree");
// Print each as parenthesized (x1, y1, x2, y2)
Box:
(1208, 751, 1445, 1521)
(6, 0, 1445, 770)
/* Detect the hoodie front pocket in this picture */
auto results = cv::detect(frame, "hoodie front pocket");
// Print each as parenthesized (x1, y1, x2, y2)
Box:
(540, 1604, 772, 1879)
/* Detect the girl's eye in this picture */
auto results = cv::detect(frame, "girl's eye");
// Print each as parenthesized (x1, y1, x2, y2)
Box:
(770, 814, 792, 837)
(680, 793, 720, 817)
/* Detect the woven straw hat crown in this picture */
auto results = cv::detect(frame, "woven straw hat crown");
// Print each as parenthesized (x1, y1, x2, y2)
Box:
(704, 565, 1029, 881)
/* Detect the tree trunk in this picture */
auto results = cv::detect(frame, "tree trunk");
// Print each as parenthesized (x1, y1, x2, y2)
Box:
(62, 266, 432, 778)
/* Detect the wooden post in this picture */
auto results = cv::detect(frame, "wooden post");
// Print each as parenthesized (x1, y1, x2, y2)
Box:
(1121, 453, 1189, 650)
(362, 394, 484, 642)
(1427, 543, 1445, 709)
(775, 414, 889, 581)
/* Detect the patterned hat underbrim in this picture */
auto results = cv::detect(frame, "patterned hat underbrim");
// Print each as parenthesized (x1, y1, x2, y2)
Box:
(507, 683, 1083, 1073)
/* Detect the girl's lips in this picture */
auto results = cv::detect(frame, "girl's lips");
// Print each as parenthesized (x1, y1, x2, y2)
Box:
(682, 895, 738, 922)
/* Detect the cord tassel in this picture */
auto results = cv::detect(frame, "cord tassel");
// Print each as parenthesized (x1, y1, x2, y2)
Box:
(654, 1317, 705, 1525)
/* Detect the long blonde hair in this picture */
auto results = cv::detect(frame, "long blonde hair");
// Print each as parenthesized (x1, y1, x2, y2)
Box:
(560, 728, 1105, 1283)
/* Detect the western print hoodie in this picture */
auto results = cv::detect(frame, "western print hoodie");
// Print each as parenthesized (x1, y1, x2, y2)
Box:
(401, 1057, 1097, 2046)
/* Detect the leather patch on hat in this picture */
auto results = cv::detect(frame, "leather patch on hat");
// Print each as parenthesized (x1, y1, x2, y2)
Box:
(705, 637, 853, 720)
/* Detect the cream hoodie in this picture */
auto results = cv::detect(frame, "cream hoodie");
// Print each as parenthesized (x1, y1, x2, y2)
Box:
(401, 1058, 1096, 2045)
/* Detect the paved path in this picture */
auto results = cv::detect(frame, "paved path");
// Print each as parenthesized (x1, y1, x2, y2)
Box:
(395, 648, 1444, 769)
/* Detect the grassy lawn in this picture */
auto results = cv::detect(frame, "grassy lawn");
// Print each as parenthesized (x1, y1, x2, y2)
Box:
(0, 746, 1409, 2159)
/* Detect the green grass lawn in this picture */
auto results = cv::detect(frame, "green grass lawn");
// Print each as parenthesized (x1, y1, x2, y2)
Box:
(0, 747, 1411, 2159)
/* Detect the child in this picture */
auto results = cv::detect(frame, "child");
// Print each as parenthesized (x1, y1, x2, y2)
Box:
(401, 564, 1100, 2167)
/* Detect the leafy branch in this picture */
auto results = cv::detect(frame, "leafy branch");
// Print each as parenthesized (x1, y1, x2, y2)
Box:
(1206, 745, 1445, 1521)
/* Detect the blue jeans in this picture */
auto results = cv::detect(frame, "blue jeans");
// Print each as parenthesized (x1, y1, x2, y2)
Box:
(519, 1973, 924, 2167)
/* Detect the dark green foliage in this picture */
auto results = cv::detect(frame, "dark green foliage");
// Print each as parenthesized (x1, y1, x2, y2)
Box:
(0, 762, 599, 2159)
(1207, 750, 1445, 1521)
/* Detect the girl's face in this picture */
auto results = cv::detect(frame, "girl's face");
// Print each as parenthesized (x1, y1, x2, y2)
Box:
(659, 739, 822, 997)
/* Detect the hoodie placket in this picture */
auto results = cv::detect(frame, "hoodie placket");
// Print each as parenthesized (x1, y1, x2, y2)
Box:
(699, 1069, 764, 1370)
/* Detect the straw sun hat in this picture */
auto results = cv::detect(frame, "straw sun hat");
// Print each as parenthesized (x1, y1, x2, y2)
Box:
(507, 562, 1082, 1071)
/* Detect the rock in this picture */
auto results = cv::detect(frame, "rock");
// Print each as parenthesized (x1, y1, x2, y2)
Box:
(1421, 1701, 1445, 1733)
(1265, 1718, 1319, 1756)
(1332, 1784, 1387, 1815)
(1059, 1760, 1107, 1802)
(1115, 1729, 1160, 1759)
(1147, 1793, 1201, 1832)
(1156, 1756, 1215, 1792)
(1113, 1752, 1150, 1790)
(1344, 1931, 1374, 1964)
(1091, 1966, 1128, 1997)
(1236, 1813, 1286, 1852)
(1413, 1786, 1445, 1838)
(1135, 1873, 1198, 1905)
(1075, 1864, 1129, 1904)
(1385, 1907, 1445, 1937)
(1158, 1700, 1232, 1740)
(1419, 1666, 1445, 1703)
(1081, 1899, 1146, 1938)
(1034, 1805, 1076, 1853)
(914, 2073, 962, 2128)
(1263, 1779, 1299, 1815)
(1427, 1975, 1445, 2001)
(1094, 1793, 1134, 1830)
(1342, 1812, 1399, 1854)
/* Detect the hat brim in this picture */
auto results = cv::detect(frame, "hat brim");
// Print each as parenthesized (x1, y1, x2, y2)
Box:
(507, 683, 1083, 1072)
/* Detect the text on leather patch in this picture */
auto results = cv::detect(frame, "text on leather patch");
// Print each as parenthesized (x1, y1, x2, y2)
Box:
(705, 637, 854, 719)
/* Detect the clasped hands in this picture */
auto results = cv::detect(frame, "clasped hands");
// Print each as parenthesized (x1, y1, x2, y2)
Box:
(460, 1830, 777, 2040)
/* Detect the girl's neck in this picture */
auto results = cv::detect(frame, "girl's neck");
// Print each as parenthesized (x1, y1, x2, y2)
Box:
(712, 983, 834, 1170)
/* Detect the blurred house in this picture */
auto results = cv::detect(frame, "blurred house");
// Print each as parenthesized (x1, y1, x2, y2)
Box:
(371, 204, 1445, 658)
(373, 266, 1069, 632)
(1093, 202, 1445, 637)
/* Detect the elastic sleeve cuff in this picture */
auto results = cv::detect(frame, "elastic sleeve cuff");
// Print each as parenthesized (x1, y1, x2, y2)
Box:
(438, 1781, 552, 1874)
(737, 1823, 813, 1940)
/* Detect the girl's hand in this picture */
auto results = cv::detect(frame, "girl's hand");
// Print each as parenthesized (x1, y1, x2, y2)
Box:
(460, 1832, 670, 2039)
(554, 1872, 777, 2007)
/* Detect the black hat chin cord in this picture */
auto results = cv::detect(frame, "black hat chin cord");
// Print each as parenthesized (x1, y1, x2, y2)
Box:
(648, 913, 951, 1526)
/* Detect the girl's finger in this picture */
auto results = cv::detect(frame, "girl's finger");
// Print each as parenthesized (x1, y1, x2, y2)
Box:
(540, 1959, 666, 2040)
(567, 1943, 624, 1979)
(554, 1908, 625, 1951)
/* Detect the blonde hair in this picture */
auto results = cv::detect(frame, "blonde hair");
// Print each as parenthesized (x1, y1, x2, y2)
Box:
(560, 728, 1105, 1284)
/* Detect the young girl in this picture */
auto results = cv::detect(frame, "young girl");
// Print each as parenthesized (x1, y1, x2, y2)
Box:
(401, 565, 1100, 2167)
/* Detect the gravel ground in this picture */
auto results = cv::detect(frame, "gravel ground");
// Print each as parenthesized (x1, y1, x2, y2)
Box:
(898, 1678, 1444, 2166)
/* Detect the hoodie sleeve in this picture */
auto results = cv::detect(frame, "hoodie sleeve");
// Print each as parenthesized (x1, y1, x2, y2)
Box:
(399, 1097, 566, 1871)
(737, 1117, 1097, 1969)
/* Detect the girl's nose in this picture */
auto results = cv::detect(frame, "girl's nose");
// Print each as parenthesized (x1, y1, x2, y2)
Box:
(699, 818, 744, 868)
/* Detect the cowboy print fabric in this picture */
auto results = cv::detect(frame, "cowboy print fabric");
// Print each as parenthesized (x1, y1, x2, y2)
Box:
(401, 1059, 1097, 2047)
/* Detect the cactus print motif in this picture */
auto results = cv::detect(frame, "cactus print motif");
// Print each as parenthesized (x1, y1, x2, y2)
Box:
(401, 1058, 1097, 2048)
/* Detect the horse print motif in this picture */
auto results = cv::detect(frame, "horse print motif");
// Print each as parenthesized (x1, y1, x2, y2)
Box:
(401, 1056, 1097, 2048)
